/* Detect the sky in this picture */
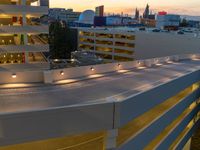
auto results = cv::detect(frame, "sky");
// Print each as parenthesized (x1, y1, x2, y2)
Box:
(50, 0, 200, 16)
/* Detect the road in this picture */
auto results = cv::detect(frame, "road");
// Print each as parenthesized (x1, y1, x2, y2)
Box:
(0, 60, 200, 114)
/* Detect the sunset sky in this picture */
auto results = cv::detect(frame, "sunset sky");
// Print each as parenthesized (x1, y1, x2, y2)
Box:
(50, 0, 200, 16)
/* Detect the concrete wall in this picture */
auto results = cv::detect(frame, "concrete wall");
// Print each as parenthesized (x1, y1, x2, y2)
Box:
(0, 54, 199, 84)
(116, 70, 200, 127)
(115, 71, 200, 150)
(135, 32, 200, 60)
(0, 71, 44, 84)
(0, 102, 114, 146)
(118, 106, 200, 150)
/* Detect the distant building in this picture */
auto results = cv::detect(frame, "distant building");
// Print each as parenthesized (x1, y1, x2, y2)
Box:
(187, 20, 200, 28)
(77, 28, 135, 62)
(49, 8, 81, 25)
(156, 14, 181, 30)
(158, 11, 167, 16)
(143, 4, 150, 19)
(95, 5, 104, 17)
(94, 16, 107, 27)
(140, 18, 156, 27)
(140, 4, 156, 27)
(40, 0, 49, 7)
(74, 10, 95, 27)
(106, 15, 122, 26)
(135, 8, 140, 20)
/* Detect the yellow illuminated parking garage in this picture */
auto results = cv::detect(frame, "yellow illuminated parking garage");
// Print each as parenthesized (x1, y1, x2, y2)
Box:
(0, 0, 49, 65)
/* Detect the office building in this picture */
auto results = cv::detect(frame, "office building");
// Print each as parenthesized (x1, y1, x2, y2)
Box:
(49, 8, 81, 25)
(0, 54, 199, 150)
(187, 20, 200, 28)
(78, 28, 135, 62)
(95, 5, 104, 17)
(0, 0, 49, 64)
(156, 14, 181, 30)
(40, 0, 49, 7)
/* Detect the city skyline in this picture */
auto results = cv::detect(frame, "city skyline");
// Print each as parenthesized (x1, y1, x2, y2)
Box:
(49, 0, 200, 16)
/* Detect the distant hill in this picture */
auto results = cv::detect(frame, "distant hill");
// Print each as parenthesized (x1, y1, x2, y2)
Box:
(181, 15, 200, 21)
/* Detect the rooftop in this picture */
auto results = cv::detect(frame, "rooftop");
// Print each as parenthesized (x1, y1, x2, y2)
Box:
(0, 58, 200, 115)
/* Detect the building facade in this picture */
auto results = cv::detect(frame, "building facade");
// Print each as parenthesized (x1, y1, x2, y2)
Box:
(95, 5, 104, 17)
(49, 8, 81, 25)
(40, 0, 49, 7)
(156, 14, 181, 30)
(0, 0, 49, 64)
(78, 28, 135, 62)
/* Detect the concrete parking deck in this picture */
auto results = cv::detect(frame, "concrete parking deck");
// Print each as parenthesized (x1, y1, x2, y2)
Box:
(0, 60, 200, 114)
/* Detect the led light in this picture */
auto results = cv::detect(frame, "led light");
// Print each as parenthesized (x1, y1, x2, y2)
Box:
(156, 63, 163, 66)
(90, 67, 94, 71)
(60, 71, 64, 76)
(12, 73, 17, 78)
(138, 66, 146, 69)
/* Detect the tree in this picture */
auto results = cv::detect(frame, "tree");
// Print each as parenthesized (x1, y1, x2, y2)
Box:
(49, 21, 73, 59)
(180, 18, 188, 27)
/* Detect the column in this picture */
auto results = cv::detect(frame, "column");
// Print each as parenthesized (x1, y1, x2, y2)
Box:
(105, 129, 118, 150)
(112, 34, 115, 62)
(22, 13, 29, 63)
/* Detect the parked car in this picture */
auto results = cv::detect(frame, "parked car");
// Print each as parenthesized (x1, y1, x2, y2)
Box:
(177, 31, 184, 35)
(152, 29, 161, 32)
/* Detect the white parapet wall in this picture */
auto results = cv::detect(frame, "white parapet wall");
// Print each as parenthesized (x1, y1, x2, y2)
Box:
(0, 53, 199, 85)
(0, 71, 44, 84)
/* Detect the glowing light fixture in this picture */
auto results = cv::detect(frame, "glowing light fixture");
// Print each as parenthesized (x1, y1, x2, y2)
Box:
(156, 63, 163, 66)
(12, 73, 17, 78)
(90, 67, 94, 71)
(137, 66, 146, 69)
(60, 71, 64, 76)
